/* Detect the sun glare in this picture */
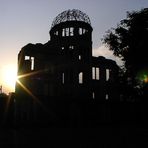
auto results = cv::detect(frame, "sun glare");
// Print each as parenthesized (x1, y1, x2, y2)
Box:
(2, 65, 17, 92)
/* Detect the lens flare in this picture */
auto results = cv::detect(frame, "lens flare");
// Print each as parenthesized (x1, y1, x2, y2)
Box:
(136, 69, 148, 85)
(16, 70, 56, 118)
(143, 75, 148, 83)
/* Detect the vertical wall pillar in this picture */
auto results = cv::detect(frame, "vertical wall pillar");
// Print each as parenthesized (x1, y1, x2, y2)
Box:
(99, 66, 106, 100)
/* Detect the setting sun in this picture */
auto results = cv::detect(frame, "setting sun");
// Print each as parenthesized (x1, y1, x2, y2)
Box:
(2, 64, 17, 92)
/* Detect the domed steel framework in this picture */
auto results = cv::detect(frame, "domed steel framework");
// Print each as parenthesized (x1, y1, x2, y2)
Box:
(51, 9, 91, 28)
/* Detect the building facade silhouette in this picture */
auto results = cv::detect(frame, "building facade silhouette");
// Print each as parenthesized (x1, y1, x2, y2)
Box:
(15, 9, 119, 126)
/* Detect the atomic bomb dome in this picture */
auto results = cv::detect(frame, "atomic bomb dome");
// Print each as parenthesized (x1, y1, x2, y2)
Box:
(51, 9, 91, 28)
(15, 9, 120, 127)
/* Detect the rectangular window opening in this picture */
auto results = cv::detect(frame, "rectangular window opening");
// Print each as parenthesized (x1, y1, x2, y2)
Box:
(70, 27, 74, 36)
(92, 92, 95, 99)
(56, 31, 58, 35)
(92, 67, 95, 80)
(106, 69, 110, 81)
(79, 28, 83, 35)
(69, 46, 74, 50)
(79, 55, 81, 60)
(62, 29, 65, 37)
(31, 57, 35, 70)
(79, 72, 83, 84)
(66, 28, 69, 36)
(62, 73, 64, 84)
(106, 94, 109, 100)
(96, 67, 99, 80)
(25, 56, 30, 60)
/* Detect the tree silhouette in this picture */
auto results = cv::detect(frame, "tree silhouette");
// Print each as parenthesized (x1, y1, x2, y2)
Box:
(103, 8, 148, 99)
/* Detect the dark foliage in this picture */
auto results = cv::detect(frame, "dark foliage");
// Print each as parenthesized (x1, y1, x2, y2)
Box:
(103, 8, 148, 98)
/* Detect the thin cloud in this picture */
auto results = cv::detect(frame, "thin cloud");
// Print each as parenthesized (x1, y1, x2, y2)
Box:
(92, 45, 123, 66)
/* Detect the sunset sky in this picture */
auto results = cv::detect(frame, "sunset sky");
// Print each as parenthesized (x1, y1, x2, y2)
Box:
(0, 0, 148, 93)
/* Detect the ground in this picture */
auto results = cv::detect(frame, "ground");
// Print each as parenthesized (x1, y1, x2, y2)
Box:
(0, 124, 148, 147)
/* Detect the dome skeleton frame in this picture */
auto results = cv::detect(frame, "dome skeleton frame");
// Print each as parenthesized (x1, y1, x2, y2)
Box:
(51, 9, 91, 28)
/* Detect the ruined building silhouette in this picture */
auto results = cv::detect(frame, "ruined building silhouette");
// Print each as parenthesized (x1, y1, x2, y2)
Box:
(15, 9, 119, 126)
